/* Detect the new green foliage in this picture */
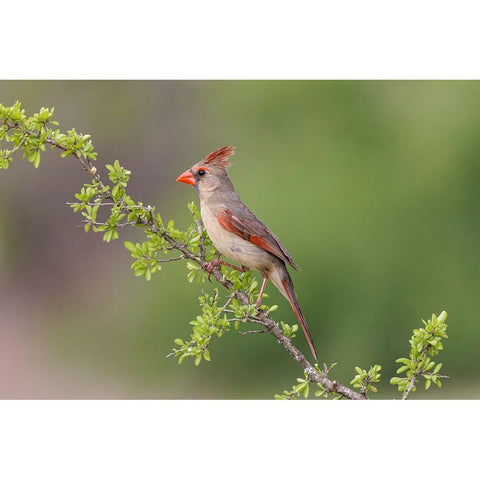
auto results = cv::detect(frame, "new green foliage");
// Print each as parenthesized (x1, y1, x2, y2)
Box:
(0, 101, 95, 169)
(390, 311, 449, 399)
(350, 364, 382, 394)
(274, 371, 312, 400)
(169, 290, 231, 366)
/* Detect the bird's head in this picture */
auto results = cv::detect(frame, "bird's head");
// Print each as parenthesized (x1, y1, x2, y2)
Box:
(176, 146, 235, 194)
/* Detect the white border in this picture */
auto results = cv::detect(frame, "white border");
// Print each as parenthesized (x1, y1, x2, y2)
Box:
(0, 400, 476, 478)
(6, 1, 480, 79)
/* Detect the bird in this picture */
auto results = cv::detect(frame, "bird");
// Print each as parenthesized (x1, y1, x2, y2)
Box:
(176, 146, 317, 362)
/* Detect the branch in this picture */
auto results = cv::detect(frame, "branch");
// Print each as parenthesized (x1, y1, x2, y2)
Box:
(402, 368, 422, 400)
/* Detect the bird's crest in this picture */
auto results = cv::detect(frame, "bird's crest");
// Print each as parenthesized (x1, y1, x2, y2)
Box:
(201, 146, 235, 169)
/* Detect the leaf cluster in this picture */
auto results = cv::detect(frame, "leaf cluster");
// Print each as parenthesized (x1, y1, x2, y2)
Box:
(0, 101, 95, 169)
(350, 365, 382, 394)
(169, 290, 231, 366)
(280, 321, 298, 339)
(274, 371, 312, 400)
(390, 311, 448, 397)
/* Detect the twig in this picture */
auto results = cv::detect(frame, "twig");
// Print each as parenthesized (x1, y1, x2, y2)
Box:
(81, 220, 137, 228)
(238, 329, 268, 336)
(67, 202, 146, 208)
(402, 375, 418, 400)
(156, 255, 184, 264)
(6, 132, 28, 160)
(225, 315, 265, 325)
(360, 375, 370, 396)
(196, 218, 206, 262)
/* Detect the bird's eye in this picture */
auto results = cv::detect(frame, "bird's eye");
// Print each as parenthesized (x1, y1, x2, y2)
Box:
(198, 169, 206, 176)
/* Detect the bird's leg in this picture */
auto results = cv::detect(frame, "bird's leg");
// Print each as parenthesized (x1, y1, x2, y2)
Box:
(256, 275, 269, 307)
(219, 260, 249, 273)
(204, 253, 249, 280)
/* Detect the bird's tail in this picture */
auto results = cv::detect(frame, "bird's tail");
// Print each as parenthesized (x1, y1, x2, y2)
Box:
(270, 264, 318, 362)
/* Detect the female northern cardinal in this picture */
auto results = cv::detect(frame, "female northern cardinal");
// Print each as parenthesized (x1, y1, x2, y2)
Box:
(176, 146, 317, 361)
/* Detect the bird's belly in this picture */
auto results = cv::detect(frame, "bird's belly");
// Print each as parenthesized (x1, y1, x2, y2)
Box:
(218, 235, 271, 270)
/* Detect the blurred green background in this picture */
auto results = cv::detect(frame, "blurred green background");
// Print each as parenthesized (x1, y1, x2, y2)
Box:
(0, 80, 478, 399)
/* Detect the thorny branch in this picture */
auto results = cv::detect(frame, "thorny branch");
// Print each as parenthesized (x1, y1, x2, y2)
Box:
(11, 125, 367, 400)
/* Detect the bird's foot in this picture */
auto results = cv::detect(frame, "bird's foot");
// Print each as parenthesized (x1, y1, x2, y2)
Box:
(254, 292, 266, 315)
(203, 257, 249, 281)
(203, 258, 222, 281)
(253, 276, 268, 314)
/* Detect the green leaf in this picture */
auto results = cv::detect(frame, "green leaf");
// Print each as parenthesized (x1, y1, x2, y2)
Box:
(103, 230, 113, 242)
(124, 241, 136, 252)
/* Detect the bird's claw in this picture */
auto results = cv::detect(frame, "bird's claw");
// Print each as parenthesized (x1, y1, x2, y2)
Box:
(204, 258, 221, 281)
(203, 257, 249, 281)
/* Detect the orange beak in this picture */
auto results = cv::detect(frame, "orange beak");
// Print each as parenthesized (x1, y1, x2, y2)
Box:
(176, 169, 196, 186)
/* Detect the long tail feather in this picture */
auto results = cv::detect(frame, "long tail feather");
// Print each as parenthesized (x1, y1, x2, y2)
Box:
(271, 264, 318, 362)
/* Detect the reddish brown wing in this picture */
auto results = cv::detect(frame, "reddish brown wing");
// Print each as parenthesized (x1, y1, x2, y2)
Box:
(216, 209, 298, 269)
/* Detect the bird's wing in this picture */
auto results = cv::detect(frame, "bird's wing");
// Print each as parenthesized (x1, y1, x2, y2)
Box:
(216, 208, 298, 269)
